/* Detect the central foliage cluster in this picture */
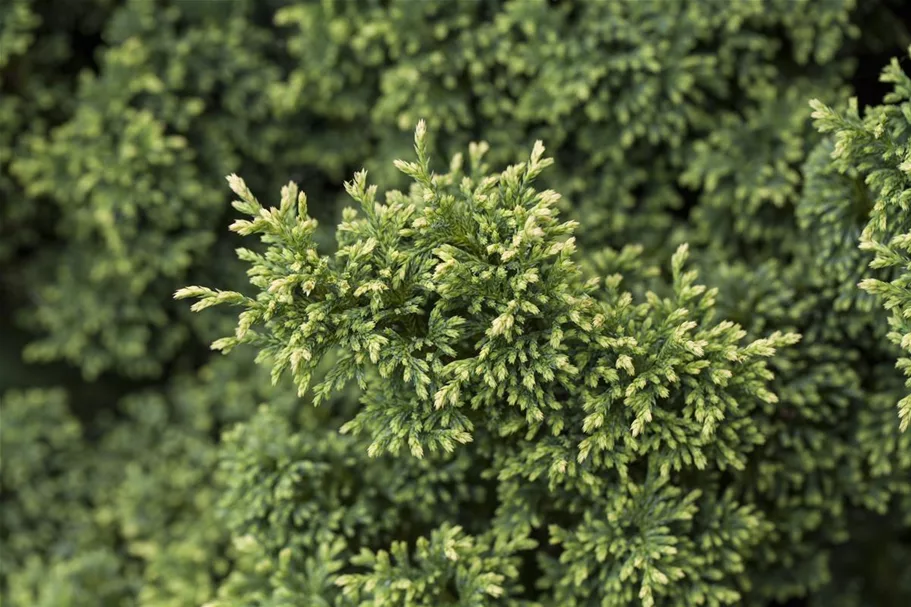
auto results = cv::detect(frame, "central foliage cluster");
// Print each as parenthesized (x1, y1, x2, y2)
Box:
(179, 125, 799, 606)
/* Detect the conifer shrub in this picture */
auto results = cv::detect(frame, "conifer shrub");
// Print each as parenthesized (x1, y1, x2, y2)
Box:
(3, 1, 911, 605)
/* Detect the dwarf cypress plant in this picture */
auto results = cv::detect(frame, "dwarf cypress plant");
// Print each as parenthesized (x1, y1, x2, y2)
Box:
(176, 123, 908, 606)
(810, 60, 911, 432)
(4, 1, 911, 605)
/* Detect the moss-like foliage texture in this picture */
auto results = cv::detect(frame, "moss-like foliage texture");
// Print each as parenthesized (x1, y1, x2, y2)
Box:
(3, 1, 911, 605)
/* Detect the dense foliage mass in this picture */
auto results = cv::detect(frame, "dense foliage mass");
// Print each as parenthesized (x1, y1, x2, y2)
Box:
(3, 1, 911, 605)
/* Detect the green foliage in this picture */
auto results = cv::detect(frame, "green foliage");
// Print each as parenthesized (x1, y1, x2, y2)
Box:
(545, 478, 768, 607)
(336, 523, 529, 607)
(0, 0, 876, 377)
(7, 0, 298, 377)
(0, 0, 117, 263)
(5, 1, 911, 606)
(0, 352, 303, 606)
(1, 389, 94, 578)
(810, 49, 911, 430)
(177, 131, 836, 606)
